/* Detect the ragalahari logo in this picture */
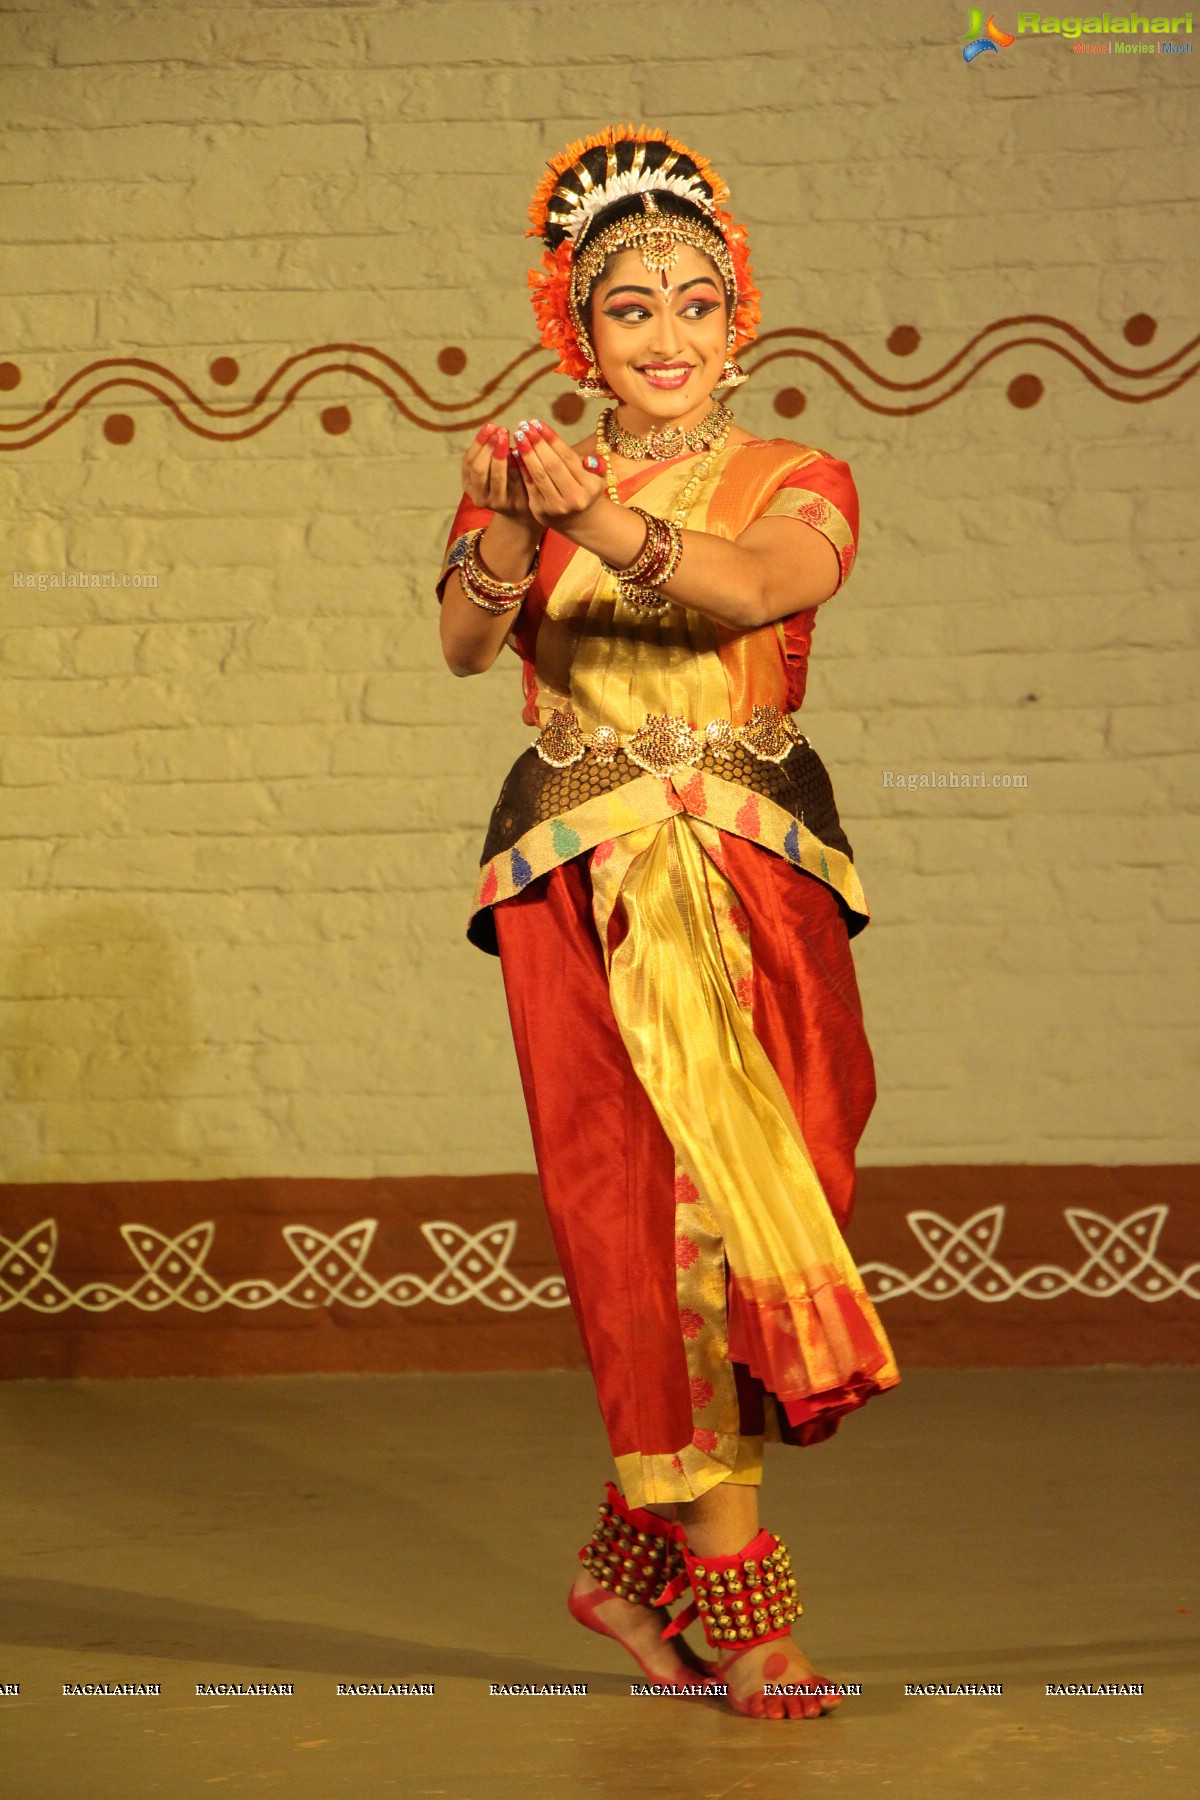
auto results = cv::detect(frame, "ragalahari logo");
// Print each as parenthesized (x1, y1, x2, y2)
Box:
(962, 9, 1017, 58)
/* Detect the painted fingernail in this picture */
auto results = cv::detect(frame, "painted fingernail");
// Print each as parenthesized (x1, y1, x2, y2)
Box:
(583, 454, 600, 471)
(530, 418, 544, 432)
(517, 419, 529, 430)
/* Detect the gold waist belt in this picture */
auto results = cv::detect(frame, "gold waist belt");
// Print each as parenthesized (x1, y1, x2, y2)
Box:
(534, 703, 808, 777)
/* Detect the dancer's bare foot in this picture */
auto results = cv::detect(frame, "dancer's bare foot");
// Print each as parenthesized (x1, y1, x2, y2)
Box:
(716, 1631, 845, 1720)
(568, 1569, 717, 1690)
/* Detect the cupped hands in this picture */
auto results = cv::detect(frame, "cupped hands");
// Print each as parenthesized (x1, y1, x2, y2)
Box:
(510, 418, 610, 537)
(460, 421, 535, 522)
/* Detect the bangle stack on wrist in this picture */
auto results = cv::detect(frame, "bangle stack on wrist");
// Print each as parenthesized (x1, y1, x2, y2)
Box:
(458, 528, 539, 614)
(604, 508, 684, 613)
(597, 405, 732, 617)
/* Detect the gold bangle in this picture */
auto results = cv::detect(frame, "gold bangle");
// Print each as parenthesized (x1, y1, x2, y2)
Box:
(601, 511, 680, 589)
(602, 509, 661, 584)
(465, 528, 539, 597)
(602, 512, 684, 609)
(459, 556, 522, 614)
(625, 510, 671, 583)
(459, 528, 538, 613)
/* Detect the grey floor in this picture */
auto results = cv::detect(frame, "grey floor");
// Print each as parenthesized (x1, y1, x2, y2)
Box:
(0, 1367, 1196, 1799)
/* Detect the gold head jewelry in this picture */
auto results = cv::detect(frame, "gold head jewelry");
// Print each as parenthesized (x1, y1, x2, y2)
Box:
(526, 125, 762, 390)
(567, 194, 740, 381)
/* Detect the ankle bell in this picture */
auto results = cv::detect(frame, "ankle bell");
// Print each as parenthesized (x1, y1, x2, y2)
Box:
(577, 1481, 685, 1607)
(670, 1530, 803, 1650)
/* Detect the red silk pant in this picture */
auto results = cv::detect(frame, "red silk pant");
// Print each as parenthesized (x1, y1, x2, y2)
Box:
(492, 831, 876, 1476)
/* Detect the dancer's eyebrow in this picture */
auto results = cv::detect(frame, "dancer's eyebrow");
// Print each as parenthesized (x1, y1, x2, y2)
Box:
(603, 278, 721, 300)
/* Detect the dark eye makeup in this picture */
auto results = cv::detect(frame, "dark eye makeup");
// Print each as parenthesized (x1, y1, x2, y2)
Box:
(602, 297, 723, 322)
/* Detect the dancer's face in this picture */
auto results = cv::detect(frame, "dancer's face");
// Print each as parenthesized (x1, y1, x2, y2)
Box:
(590, 244, 730, 429)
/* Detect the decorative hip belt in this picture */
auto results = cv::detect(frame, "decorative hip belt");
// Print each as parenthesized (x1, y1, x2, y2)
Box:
(534, 704, 808, 778)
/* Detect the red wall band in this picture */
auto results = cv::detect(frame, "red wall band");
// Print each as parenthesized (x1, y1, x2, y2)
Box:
(2, 1167, 1195, 1380)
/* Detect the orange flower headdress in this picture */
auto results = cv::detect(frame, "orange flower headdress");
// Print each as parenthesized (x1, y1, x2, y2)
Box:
(526, 124, 762, 394)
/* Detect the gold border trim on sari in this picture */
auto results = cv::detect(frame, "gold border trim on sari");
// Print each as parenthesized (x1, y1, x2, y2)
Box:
(467, 766, 869, 954)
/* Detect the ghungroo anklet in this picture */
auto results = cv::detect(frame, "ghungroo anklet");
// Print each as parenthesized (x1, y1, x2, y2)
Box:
(662, 1528, 803, 1650)
(578, 1481, 686, 1607)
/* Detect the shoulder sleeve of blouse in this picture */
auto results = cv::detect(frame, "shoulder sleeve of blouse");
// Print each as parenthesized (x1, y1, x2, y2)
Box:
(436, 493, 495, 603)
(758, 449, 860, 595)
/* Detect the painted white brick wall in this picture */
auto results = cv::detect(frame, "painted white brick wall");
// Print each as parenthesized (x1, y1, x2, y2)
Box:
(0, 0, 1196, 1178)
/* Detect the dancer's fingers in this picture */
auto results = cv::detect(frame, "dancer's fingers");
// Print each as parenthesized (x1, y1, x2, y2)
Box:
(461, 425, 497, 501)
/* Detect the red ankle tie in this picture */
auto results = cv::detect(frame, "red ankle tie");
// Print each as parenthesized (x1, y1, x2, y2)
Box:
(577, 1481, 685, 1611)
(661, 1527, 803, 1650)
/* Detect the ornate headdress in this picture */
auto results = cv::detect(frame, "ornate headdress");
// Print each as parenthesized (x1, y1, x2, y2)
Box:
(527, 124, 762, 395)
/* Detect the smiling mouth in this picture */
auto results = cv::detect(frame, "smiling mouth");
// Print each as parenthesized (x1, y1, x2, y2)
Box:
(637, 363, 695, 386)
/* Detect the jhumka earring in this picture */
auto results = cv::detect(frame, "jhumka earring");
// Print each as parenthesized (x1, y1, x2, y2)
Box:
(715, 348, 749, 390)
(714, 317, 749, 390)
(576, 358, 614, 398)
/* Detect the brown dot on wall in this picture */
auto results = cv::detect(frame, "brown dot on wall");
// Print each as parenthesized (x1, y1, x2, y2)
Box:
(551, 393, 585, 426)
(210, 356, 239, 386)
(773, 388, 806, 419)
(1007, 374, 1043, 409)
(103, 413, 135, 444)
(437, 346, 468, 376)
(0, 360, 20, 391)
(887, 326, 921, 357)
(321, 405, 351, 435)
(1123, 313, 1156, 347)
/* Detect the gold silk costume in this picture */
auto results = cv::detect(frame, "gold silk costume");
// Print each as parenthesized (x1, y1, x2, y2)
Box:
(436, 120, 898, 1508)
(439, 435, 900, 1504)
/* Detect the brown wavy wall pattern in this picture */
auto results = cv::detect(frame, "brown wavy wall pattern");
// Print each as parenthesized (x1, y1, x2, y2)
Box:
(0, 314, 1194, 450)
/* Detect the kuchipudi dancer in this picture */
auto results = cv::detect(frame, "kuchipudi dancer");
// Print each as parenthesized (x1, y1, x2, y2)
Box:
(437, 124, 900, 1721)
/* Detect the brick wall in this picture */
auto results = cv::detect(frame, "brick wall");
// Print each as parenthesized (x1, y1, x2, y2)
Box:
(1, 0, 1197, 1186)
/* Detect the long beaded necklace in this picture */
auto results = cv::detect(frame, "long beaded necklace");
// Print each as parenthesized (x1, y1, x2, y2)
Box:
(599, 407, 733, 618)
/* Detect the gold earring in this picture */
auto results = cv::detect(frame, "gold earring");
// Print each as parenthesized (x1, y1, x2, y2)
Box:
(715, 357, 749, 391)
(576, 359, 613, 397)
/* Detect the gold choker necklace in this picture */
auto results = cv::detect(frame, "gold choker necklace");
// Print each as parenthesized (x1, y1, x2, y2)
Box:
(601, 401, 733, 463)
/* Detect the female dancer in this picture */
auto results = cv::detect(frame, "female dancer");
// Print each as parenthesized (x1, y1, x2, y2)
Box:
(437, 125, 899, 1723)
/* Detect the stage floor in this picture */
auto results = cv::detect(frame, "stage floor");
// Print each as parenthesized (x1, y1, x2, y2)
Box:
(0, 1368, 1196, 1799)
